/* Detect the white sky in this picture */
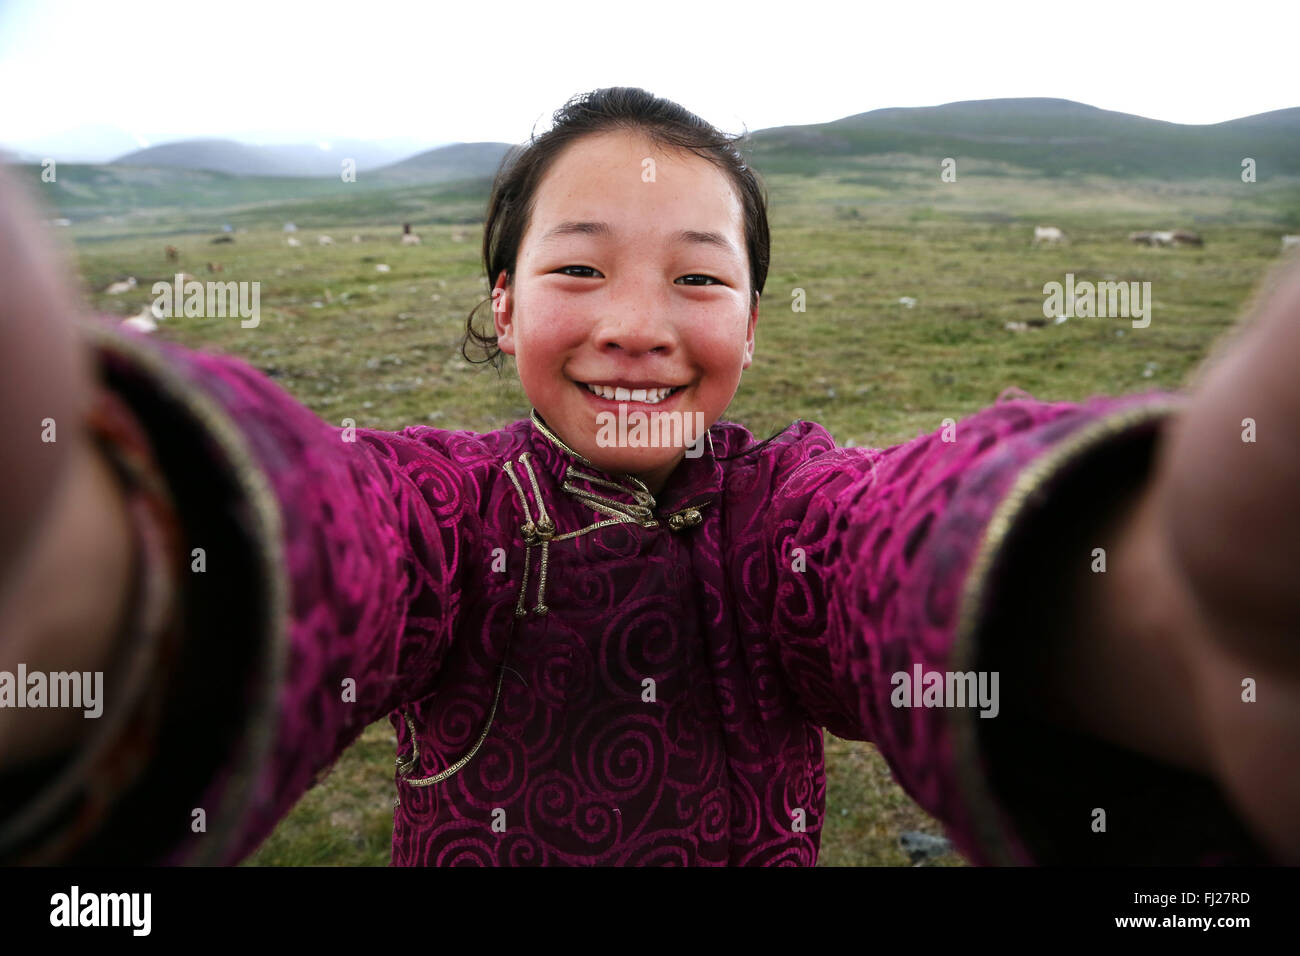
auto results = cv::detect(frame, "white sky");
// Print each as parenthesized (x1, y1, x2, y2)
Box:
(2, 0, 1297, 147)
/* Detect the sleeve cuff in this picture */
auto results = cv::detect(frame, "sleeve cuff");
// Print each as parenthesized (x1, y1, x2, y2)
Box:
(0, 379, 185, 862)
(24, 318, 292, 864)
(947, 394, 1274, 864)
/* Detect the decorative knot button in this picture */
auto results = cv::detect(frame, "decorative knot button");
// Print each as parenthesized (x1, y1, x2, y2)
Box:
(667, 508, 702, 531)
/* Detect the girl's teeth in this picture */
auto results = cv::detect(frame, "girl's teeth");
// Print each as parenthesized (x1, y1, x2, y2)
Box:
(584, 383, 677, 404)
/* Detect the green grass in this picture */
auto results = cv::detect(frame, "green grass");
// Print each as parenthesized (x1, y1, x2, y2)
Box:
(55, 158, 1300, 866)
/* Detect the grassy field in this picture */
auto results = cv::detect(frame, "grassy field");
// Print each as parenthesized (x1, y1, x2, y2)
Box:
(47, 155, 1300, 865)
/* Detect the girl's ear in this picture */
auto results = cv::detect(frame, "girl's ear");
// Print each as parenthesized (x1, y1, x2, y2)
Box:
(492, 272, 517, 355)
(741, 293, 759, 369)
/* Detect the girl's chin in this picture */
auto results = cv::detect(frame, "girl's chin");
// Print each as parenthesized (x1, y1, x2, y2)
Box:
(579, 445, 685, 483)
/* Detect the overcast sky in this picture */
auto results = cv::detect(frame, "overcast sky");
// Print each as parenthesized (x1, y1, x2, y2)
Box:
(2, 0, 1297, 150)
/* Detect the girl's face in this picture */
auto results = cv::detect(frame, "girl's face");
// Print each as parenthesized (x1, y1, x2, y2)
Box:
(493, 130, 757, 493)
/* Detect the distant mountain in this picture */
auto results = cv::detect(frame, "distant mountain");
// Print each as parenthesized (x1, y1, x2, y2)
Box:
(9, 99, 1298, 225)
(257, 138, 446, 175)
(112, 139, 305, 176)
(371, 142, 515, 183)
(110, 138, 446, 177)
(27, 100, 1298, 185)
(746, 98, 1300, 178)
(1215, 105, 1300, 131)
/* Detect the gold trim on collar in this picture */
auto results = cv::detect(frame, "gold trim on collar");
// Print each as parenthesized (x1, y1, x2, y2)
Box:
(529, 408, 655, 499)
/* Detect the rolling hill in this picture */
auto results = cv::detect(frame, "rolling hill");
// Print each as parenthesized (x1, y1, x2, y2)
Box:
(9, 98, 1297, 226)
(746, 98, 1300, 179)
(109, 137, 449, 177)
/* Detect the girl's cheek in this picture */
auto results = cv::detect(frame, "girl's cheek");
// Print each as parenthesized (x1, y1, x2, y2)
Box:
(703, 326, 750, 365)
(535, 306, 588, 345)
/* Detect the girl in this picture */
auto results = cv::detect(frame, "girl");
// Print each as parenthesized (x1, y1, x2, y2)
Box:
(0, 87, 1297, 866)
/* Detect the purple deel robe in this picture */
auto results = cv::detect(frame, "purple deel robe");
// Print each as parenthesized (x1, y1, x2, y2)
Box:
(11, 317, 1272, 865)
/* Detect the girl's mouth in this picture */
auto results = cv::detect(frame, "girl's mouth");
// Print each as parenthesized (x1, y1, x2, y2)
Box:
(577, 381, 684, 406)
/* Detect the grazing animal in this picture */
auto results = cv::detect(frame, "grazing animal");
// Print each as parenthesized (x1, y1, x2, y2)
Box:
(165, 245, 179, 262)
(211, 235, 235, 244)
(1282, 235, 1300, 252)
(1132, 231, 1177, 247)
(104, 276, 137, 295)
(401, 222, 422, 245)
(207, 261, 223, 273)
(318, 235, 334, 246)
(121, 312, 157, 334)
(1032, 226, 1066, 246)
(1132, 230, 1201, 248)
(1128, 231, 1180, 247)
(121, 302, 164, 333)
(287, 237, 301, 247)
(375, 263, 391, 273)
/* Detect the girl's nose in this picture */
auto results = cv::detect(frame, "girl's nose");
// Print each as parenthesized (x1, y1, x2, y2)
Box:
(595, 325, 674, 355)
(592, 293, 678, 355)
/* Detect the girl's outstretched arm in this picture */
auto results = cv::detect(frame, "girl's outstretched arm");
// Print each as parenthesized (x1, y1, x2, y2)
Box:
(1040, 264, 1300, 863)
(765, 264, 1300, 864)
(0, 171, 482, 865)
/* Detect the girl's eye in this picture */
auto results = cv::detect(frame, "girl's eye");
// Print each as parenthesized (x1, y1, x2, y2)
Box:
(555, 266, 721, 285)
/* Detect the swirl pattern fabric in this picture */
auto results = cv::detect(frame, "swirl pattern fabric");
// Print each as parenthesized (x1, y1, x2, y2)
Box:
(38, 316, 1273, 866)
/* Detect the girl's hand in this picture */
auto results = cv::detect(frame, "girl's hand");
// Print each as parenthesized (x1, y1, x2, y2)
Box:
(0, 167, 97, 611)
(1147, 262, 1300, 861)
(0, 168, 138, 766)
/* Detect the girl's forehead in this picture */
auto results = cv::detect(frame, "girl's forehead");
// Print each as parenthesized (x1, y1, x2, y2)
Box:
(524, 134, 744, 251)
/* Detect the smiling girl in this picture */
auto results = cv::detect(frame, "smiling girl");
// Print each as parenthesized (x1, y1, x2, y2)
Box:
(1, 87, 1297, 866)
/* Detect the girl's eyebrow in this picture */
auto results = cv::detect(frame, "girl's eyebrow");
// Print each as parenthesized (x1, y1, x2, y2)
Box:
(540, 220, 737, 255)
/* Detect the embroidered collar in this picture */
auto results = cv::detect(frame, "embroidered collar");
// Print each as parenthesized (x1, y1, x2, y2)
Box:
(526, 409, 725, 522)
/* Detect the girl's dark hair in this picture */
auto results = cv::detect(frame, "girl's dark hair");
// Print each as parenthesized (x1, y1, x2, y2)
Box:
(462, 86, 771, 369)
